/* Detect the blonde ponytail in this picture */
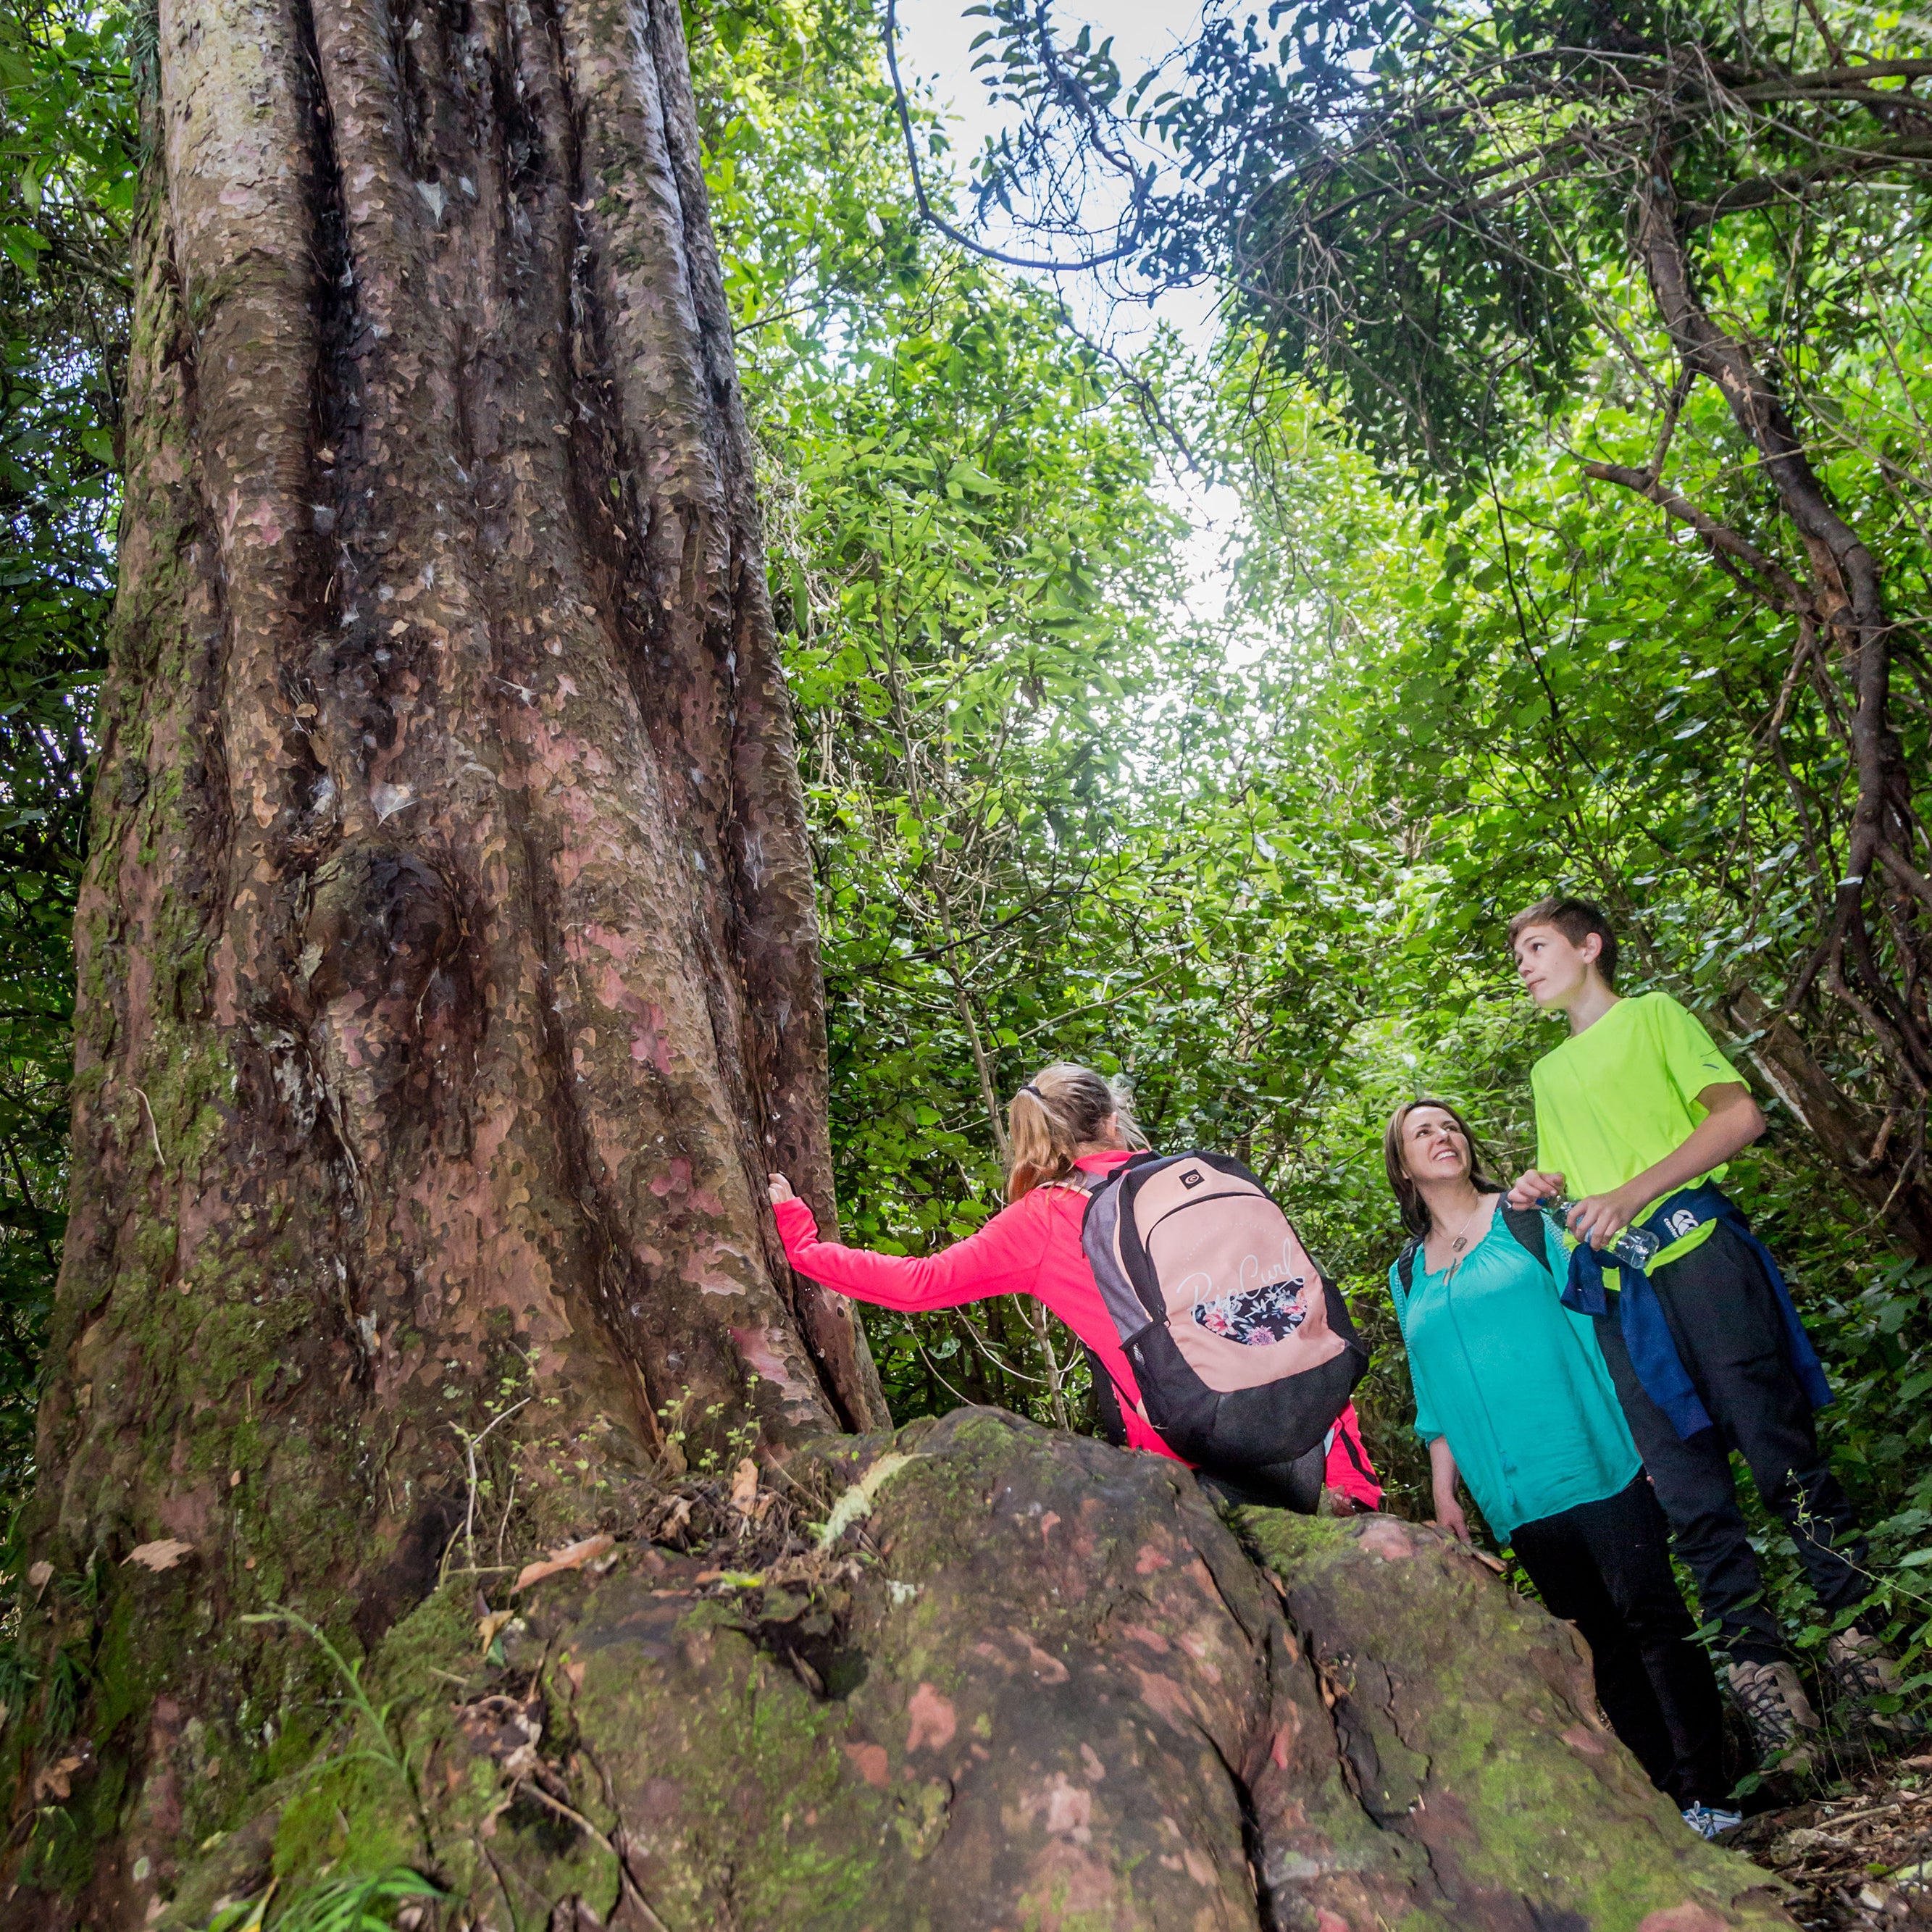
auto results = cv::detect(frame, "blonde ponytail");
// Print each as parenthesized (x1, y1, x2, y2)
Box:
(1005, 1062, 1145, 1203)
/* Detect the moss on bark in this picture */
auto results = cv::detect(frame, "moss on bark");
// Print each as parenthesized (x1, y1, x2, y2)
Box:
(143, 1413, 1795, 1932)
(7, 0, 889, 1909)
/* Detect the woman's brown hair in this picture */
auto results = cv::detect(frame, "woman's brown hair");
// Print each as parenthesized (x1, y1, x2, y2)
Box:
(1006, 1062, 1146, 1203)
(1383, 1097, 1502, 1237)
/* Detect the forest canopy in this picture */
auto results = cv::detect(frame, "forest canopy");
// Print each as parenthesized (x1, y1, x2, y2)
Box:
(2, 0, 1930, 1690)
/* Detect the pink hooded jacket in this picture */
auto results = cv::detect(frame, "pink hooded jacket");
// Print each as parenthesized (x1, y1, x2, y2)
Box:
(775, 1147, 1381, 1505)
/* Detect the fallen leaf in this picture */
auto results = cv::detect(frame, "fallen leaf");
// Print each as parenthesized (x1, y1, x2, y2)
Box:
(730, 1458, 759, 1511)
(26, 1560, 51, 1596)
(32, 1752, 83, 1802)
(477, 1610, 516, 1655)
(223, 1880, 275, 1932)
(511, 1534, 614, 1594)
(816, 1452, 921, 1549)
(125, 1539, 194, 1573)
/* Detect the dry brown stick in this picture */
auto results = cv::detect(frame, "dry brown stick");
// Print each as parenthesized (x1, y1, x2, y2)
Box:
(512, 1779, 673, 1932)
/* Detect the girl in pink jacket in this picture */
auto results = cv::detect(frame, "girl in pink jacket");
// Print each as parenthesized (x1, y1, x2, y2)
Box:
(769, 1062, 1379, 1511)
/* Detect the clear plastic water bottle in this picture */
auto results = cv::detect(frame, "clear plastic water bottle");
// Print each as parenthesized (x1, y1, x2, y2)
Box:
(1539, 1197, 1660, 1272)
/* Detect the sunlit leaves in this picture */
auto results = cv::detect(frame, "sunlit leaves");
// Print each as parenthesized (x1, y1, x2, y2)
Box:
(0, 0, 130, 1497)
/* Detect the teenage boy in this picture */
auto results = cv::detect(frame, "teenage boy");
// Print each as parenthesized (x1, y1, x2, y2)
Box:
(1505, 895, 1912, 1773)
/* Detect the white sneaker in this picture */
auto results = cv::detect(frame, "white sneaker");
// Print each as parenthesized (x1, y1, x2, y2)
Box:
(1681, 1802, 1744, 1839)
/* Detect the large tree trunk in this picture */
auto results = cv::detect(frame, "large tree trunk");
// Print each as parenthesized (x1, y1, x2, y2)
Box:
(0, 2, 1811, 1923)
(7, 0, 886, 1907)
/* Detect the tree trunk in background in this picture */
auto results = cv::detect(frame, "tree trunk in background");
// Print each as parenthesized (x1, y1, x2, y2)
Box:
(6, 0, 882, 1907)
(1718, 988, 1932, 1264)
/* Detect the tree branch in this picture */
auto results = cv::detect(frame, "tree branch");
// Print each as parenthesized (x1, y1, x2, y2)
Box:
(1578, 461, 1814, 613)
(881, 0, 1144, 275)
(1681, 141, 1932, 227)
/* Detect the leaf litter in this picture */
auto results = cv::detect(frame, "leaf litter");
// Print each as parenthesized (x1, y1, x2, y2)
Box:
(125, 1538, 194, 1571)
(445, 1444, 900, 1865)
(1728, 1750, 1932, 1926)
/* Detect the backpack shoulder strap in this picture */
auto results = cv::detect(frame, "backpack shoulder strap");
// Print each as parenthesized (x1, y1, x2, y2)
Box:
(1394, 1237, 1419, 1292)
(1042, 1149, 1158, 1205)
(1331, 1416, 1376, 1486)
(1392, 1237, 1420, 1322)
(1498, 1200, 1553, 1276)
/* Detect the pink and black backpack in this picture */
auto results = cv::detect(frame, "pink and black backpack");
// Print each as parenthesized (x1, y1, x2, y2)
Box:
(1069, 1151, 1368, 1507)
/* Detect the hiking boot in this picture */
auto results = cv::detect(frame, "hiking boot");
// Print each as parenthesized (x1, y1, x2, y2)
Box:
(1681, 1803, 1744, 1840)
(1728, 1658, 1822, 1773)
(1825, 1626, 1925, 1737)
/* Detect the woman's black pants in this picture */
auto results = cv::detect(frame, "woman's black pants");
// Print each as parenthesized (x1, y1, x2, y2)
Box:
(1510, 1475, 1728, 1807)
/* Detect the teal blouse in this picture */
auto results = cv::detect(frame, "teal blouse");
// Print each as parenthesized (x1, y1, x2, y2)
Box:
(1389, 1205, 1641, 1544)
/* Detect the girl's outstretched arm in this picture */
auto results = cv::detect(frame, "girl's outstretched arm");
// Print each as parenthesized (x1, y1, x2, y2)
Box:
(769, 1179, 1048, 1312)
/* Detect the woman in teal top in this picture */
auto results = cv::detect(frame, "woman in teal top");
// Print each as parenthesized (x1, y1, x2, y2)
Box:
(1385, 1098, 1732, 1833)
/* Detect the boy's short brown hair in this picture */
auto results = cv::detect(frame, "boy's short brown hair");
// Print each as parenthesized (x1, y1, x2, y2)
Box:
(1507, 895, 1618, 985)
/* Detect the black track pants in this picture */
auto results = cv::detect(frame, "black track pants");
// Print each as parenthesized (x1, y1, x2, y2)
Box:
(1592, 1221, 1869, 1667)
(1512, 1475, 1730, 1807)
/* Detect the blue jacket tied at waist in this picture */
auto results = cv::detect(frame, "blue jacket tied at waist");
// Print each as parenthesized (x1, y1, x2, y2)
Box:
(1557, 1184, 1831, 1442)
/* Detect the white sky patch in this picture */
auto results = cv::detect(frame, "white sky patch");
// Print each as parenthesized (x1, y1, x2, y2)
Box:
(892, 3, 1291, 723)
(895, 2, 1242, 632)
(1178, 479, 1243, 621)
(892, 0, 1218, 354)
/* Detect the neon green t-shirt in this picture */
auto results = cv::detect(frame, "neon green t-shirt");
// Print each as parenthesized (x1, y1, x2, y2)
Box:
(1531, 991, 1746, 1270)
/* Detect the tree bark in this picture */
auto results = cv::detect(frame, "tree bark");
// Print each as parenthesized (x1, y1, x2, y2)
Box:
(7, 0, 885, 1905)
(1633, 146, 1932, 1125)
(155, 1410, 1795, 1932)
(1715, 987, 1932, 1263)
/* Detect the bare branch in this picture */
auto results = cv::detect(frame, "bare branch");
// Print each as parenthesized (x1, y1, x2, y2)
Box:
(1579, 460, 1815, 614)
(881, 0, 1145, 275)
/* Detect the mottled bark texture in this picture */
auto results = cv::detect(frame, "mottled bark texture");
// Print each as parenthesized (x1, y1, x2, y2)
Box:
(7, 0, 885, 1905)
(157, 1412, 1794, 1932)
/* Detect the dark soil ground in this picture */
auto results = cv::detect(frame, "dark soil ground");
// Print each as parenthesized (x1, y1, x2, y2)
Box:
(1728, 1749, 1932, 1926)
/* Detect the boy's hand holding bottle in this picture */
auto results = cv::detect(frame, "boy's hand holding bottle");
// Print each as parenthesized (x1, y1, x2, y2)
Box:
(1508, 1168, 1660, 1269)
